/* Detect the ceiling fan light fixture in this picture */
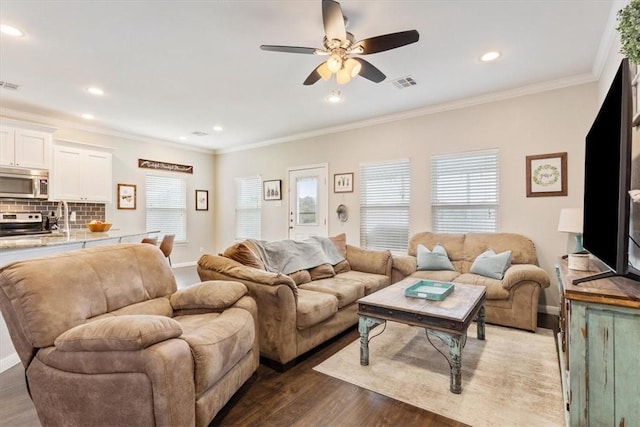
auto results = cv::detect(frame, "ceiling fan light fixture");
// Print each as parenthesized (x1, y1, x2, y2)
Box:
(344, 58, 361, 77)
(336, 68, 351, 84)
(327, 53, 343, 73)
(318, 62, 332, 80)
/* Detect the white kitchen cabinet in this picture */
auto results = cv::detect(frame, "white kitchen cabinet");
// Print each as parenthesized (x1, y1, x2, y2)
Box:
(51, 144, 112, 203)
(0, 124, 53, 169)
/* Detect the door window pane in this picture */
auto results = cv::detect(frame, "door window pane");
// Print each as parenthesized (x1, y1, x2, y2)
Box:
(297, 176, 318, 225)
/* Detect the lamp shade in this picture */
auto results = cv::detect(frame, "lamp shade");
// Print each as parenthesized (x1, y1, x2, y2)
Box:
(557, 208, 583, 233)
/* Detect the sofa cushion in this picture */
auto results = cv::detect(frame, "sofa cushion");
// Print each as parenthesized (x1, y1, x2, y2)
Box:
(288, 269, 312, 285)
(175, 308, 255, 396)
(329, 233, 347, 258)
(346, 245, 391, 276)
(409, 270, 460, 283)
(309, 263, 335, 280)
(470, 249, 512, 280)
(296, 289, 339, 329)
(170, 281, 247, 311)
(454, 273, 510, 299)
(333, 259, 351, 274)
(333, 271, 390, 295)
(417, 243, 455, 271)
(221, 241, 265, 270)
(299, 277, 365, 308)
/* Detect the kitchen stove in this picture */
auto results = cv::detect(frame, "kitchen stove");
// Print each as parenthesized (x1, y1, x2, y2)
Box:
(0, 212, 51, 237)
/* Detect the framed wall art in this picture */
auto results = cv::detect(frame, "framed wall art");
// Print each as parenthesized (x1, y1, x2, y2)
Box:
(195, 190, 208, 211)
(526, 152, 567, 197)
(334, 173, 353, 193)
(263, 179, 282, 201)
(631, 61, 640, 127)
(117, 183, 137, 209)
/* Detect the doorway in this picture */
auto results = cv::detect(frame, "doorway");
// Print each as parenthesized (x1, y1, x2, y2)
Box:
(288, 164, 328, 240)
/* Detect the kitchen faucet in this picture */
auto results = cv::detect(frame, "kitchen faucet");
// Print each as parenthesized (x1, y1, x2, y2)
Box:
(56, 200, 70, 234)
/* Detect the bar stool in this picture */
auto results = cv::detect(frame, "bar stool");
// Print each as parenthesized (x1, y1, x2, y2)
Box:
(159, 234, 175, 266)
(141, 236, 158, 245)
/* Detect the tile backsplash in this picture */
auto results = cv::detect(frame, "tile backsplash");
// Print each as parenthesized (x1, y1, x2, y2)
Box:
(0, 200, 105, 230)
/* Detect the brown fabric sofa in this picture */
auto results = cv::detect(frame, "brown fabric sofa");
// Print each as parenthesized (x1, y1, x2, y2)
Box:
(392, 232, 550, 332)
(0, 243, 259, 427)
(197, 234, 392, 369)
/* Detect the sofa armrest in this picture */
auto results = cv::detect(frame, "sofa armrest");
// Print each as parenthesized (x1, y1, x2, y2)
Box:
(170, 280, 247, 312)
(392, 255, 417, 277)
(198, 254, 296, 286)
(54, 315, 182, 352)
(346, 244, 392, 277)
(502, 264, 550, 291)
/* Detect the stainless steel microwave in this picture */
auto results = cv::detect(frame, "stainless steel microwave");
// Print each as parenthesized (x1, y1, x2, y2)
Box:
(0, 166, 49, 199)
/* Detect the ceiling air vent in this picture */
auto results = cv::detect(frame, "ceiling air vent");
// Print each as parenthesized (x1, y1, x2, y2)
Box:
(390, 76, 417, 89)
(0, 81, 20, 90)
(191, 131, 208, 137)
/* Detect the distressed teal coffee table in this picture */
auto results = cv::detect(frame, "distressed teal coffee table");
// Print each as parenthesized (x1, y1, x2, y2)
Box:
(357, 277, 486, 394)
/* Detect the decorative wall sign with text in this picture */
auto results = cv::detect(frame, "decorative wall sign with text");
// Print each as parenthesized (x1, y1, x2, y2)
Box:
(138, 158, 193, 174)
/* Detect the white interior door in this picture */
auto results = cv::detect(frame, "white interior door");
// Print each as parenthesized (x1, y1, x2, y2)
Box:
(288, 165, 328, 240)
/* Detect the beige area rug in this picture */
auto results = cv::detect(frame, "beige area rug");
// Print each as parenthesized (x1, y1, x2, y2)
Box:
(314, 322, 564, 427)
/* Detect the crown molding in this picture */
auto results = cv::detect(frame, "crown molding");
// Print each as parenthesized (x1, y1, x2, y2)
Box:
(0, 107, 215, 155)
(592, 0, 626, 80)
(218, 72, 597, 154)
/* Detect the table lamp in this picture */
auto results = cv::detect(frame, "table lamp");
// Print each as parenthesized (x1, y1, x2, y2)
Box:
(558, 208, 583, 252)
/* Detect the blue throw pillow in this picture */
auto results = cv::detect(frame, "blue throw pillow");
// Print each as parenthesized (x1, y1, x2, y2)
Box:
(470, 249, 512, 280)
(417, 243, 455, 271)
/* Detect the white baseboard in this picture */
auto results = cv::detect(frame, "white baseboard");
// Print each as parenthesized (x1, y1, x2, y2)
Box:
(538, 305, 560, 316)
(0, 352, 20, 373)
(171, 261, 197, 269)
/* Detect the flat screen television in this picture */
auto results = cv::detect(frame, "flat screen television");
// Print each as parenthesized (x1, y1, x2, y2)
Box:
(576, 58, 640, 285)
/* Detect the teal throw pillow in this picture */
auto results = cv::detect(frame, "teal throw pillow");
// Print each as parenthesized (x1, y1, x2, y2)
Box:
(417, 243, 455, 271)
(470, 249, 512, 280)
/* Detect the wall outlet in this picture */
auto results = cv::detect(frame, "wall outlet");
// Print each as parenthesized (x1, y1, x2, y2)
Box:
(199, 247, 204, 253)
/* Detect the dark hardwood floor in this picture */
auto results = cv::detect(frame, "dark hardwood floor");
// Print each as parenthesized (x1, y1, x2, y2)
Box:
(0, 313, 558, 427)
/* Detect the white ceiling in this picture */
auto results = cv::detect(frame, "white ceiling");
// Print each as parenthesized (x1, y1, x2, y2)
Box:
(0, 0, 615, 152)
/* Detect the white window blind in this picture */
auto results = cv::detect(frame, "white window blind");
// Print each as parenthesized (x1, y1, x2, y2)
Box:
(360, 159, 410, 251)
(145, 174, 187, 242)
(235, 176, 261, 240)
(431, 149, 499, 233)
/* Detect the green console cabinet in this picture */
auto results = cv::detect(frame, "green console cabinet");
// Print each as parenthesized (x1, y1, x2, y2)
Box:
(557, 258, 640, 427)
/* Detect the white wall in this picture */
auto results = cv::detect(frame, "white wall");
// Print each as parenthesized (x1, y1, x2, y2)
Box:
(215, 82, 599, 312)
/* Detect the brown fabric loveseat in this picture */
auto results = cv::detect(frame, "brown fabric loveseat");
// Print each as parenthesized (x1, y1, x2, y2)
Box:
(392, 232, 550, 332)
(197, 234, 392, 369)
(0, 243, 259, 427)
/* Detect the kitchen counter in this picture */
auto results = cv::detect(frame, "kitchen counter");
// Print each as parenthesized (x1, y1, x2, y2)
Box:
(0, 229, 160, 250)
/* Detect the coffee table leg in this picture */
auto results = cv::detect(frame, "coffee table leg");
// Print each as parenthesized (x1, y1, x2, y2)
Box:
(477, 304, 486, 341)
(428, 330, 466, 394)
(358, 316, 384, 366)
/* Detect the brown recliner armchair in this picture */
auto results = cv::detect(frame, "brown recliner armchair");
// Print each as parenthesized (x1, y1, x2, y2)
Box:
(0, 243, 259, 427)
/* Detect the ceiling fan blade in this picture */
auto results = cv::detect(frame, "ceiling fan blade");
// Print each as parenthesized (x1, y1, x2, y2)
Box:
(303, 64, 324, 85)
(260, 45, 318, 54)
(353, 58, 386, 83)
(355, 30, 420, 55)
(322, 0, 347, 41)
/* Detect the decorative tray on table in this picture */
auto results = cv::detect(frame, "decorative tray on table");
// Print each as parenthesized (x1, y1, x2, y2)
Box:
(405, 280, 454, 301)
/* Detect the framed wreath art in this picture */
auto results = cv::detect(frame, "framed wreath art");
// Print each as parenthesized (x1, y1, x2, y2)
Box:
(526, 152, 567, 197)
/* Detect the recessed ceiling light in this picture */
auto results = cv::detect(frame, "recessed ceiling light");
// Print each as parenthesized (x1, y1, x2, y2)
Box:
(212, 125, 223, 132)
(0, 24, 24, 37)
(81, 113, 94, 120)
(179, 136, 187, 141)
(86, 87, 104, 96)
(480, 51, 501, 62)
(326, 90, 342, 104)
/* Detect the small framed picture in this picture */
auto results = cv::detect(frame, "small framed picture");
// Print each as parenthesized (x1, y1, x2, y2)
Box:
(526, 152, 567, 197)
(631, 61, 639, 127)
(263, 179, 282, 201)
(334, 173, 354, 193)
(196, 190, 208, 211)
(117, 183, 137, 209)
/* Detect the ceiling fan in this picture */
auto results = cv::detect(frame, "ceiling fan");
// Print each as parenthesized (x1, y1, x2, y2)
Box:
(260, 0, 419, 85)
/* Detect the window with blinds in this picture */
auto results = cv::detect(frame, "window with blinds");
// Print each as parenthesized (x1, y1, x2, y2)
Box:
(145, 174, 187, 242)
(360, 159, 410, 251)
(235, 176, 261, 240)
(431, 149, 499, 233)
